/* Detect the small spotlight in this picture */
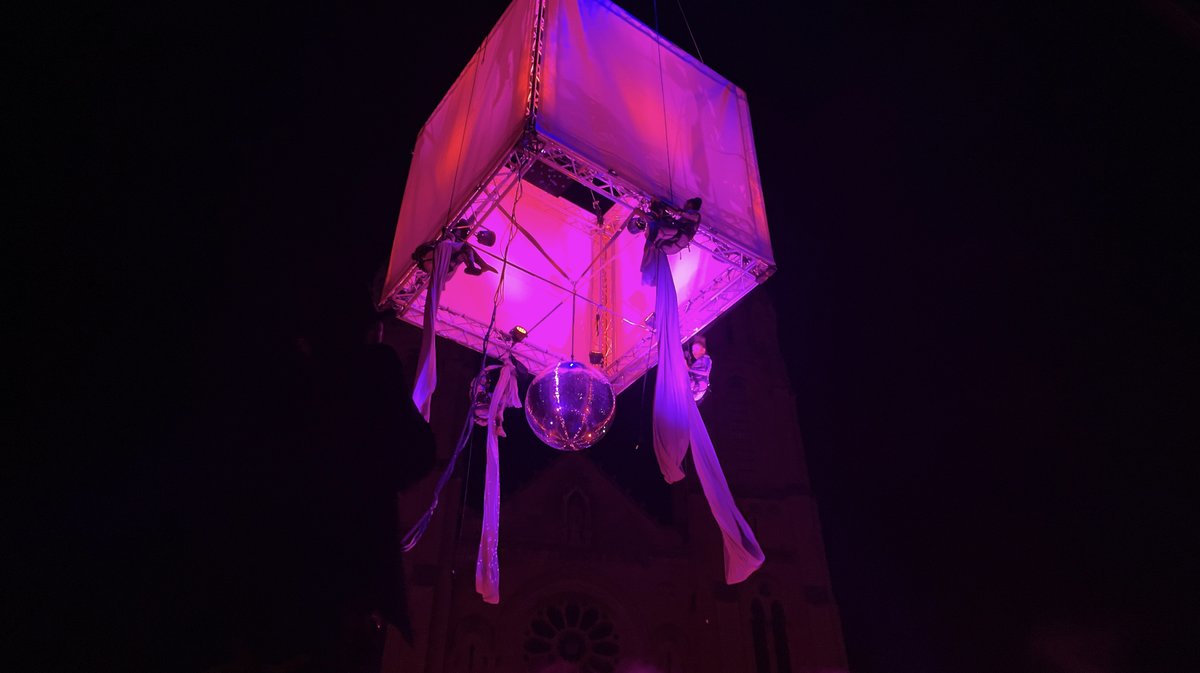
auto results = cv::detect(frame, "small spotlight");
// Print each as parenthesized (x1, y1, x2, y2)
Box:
(449, 218, 472, 240)
(588, 351, 603, 365)
(509, 325, 528, 343)
(474, 228, 496, 247)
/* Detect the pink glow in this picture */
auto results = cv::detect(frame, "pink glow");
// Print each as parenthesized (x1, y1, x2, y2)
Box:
(426, 180, 740, 385)
(383, 0, 775, 393)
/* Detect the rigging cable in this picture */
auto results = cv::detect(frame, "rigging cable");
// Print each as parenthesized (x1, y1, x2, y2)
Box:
(674, 0, 704, 64)
(652, 0, 675, 204)
(402, 149, 528, 554)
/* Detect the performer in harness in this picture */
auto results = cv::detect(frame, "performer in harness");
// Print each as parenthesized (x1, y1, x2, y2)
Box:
(645, 196, 702, 253)
(686, 335, 712, 403)
(411, 219, 498, 279)
(638, 196, 702, 283)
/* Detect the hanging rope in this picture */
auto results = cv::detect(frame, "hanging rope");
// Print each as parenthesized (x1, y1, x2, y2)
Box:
(401, 386, 480, 551)
(412, 28, 492, 422)
(674, 0, 704, 64)
(570, 286, 577, 361)
(454, 429, 476, 548)
(445, 25, 488, 230)
(402, 147, 530, 554)
(652, 0, 675, 204)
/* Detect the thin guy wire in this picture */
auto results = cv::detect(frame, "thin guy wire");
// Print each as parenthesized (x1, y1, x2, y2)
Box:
(674, 0, 704, 63)
(653, 0, 675, 204)
(445, 30, 487, 231)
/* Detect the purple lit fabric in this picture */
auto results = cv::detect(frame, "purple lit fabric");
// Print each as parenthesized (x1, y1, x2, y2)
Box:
(381, 0, 774, 397)
(392, 0, 776, 603)
(476, 362, 521, 604)
(647, 247, 765, 583)
(412, 239, 458, 422)
(648, 248, 691, 482)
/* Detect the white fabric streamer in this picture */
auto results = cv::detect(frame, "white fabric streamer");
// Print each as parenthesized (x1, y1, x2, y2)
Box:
(648, 247, 690, 483)
(687, 399, 765, 583)
(646, 247, 765, 583)
(412, 239, 459, 422)
(476, 362, 521, 603)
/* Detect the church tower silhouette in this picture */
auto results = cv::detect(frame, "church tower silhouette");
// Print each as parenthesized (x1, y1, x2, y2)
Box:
(381, 289, 846, 673)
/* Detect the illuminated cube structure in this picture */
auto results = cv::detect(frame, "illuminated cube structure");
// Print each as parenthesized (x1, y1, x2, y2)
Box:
(379, 0, 775, 393)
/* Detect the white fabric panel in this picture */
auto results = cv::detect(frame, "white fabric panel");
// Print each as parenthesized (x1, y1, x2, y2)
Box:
(381, 0, 536, 303)
(538, 0, 773, 263)
(648, 247, 690, 483)
(476, 362, 521, 604)
(688, 395, 766, 584)
(608, 229, 732, 369)
(412, 240, 457, 422)
(648, 246, 765, 583)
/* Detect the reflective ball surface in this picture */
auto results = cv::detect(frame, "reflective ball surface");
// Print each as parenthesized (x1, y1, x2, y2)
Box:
(524, 361, 616, 451)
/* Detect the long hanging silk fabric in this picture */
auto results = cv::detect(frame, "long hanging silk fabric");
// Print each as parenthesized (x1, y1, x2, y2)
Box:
(476, 362, 521, 603)
(412, 239, 458, 422)
(687, 392, 766, 582)
(646, 247, 766, 583)
(648, 248, 690, 483)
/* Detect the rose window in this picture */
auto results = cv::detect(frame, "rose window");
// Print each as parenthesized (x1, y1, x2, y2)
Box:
(522, 597, 619, 673)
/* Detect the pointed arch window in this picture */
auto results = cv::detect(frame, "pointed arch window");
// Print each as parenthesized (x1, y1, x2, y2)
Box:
(750, 598, 771, 673)
(771, 600, 791, 673)
(564, 487, 591, 546)
(452, 633, 492, 673)
(750, 585, 792, 673)
(661, 645, 679, 673)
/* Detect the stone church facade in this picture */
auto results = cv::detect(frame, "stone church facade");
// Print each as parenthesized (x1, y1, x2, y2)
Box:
(382, 291, 846, 673)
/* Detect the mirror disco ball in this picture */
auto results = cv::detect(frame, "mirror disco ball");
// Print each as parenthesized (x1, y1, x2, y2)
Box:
(524, 361, 616, 451)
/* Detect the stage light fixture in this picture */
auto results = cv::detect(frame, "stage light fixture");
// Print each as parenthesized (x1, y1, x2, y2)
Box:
(474, 228, 497, 246)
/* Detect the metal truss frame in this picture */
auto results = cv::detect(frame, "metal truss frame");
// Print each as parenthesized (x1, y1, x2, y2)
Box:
(382, 144, 537, 318)
(381, 8, 776, 391)
(383, 131, 775, 393)
(525, 0, 547, 120)
(534, 138, 652, 222)
(416, 302, 564, 379)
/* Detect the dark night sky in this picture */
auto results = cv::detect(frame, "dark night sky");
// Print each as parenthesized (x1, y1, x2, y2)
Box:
(16, 1, 1200, 672)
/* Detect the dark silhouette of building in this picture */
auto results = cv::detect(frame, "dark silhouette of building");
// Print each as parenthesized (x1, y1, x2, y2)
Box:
(381, 290, 846, 672)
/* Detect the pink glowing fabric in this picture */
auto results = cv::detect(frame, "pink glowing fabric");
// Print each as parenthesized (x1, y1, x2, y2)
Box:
(687, 399, 765, 583)
(390, 0, 773, 598)
(412, 240, 457, 421)
(380, 0, 774, 397)
(381, 0, 536, 300)
(539, 0, 772, 263)
(647, 247, 689, 483)
(476, 362, 521, 603)
(647, 248, 765, 583)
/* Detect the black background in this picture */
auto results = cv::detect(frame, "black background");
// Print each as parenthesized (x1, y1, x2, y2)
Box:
(14, 0, 1200, 671)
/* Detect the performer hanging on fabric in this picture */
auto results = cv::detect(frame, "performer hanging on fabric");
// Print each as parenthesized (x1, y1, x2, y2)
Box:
(412, 219, 498, 279)
(448, 220, 498, 276)
(640, 196, 702, 284)
(646, 197, 702, 252)
(686, 336, 712, 403)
